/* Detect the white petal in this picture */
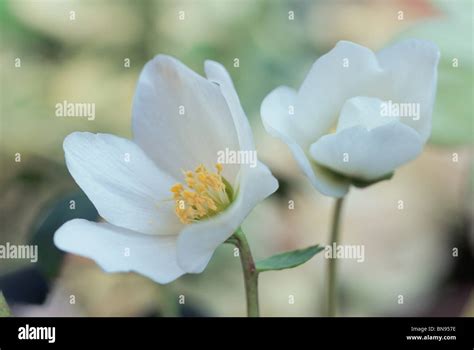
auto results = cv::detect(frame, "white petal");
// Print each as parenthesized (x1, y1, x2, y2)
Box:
(64, 132, 182, 235)
(287, 143, 351, 197)
(336, 96, 398, 132)
(204, 60, 255, 152)
(132, 55, 240, 183)
(54, 219, 185, 284)
(377, 39, 440, 142)
(261, 86, 350, 198)
(310, 121, 424, 181)
(295, 41, 385, 144)
(176, 162, 278, 273)
(261, 85, 302, 142)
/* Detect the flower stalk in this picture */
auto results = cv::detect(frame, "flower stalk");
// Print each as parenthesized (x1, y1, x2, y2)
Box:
(227, 228, 259, 317)
(327, 196, 345, 317)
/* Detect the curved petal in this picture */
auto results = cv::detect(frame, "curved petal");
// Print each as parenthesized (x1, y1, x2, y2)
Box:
(261, 85, 302, 141)
(64, 132, 182, 235)
(376, 39, 440, 142)
(261, 86, 350, 198)
(295, 41, 385, 144)
(54, 219, 185, 284)
(132, 55, 240, 183)
(176, 162, 278, 273)
(309, 121, 424, 181)
(204, 60, 255, 152)
(287, 143, 350, 198)
(336, 96, 398, 132)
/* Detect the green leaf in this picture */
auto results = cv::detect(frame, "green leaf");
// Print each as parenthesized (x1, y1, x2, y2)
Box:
(256, 245, 324, 272)
(0, 291, 11, 317)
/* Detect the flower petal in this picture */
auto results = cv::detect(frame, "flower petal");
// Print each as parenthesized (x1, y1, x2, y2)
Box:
(204, 60, 255, 152)
(287, 143, 351, 198)
(309, 121, 423, 181)
(54, 219, 185, 284)
(132, 55, 240, 183)
(176, 162, 278, 273)
(376, 39, 440, 143)
(261, 86, 350, 198)
(64, 132, 182, 235)
(261, 85, 302, 141)
(295, 41, 385, 144)
(336, 96, 398, 132)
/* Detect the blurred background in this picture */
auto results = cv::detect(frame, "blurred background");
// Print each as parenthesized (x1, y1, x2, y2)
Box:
(0, 0, 472, 317)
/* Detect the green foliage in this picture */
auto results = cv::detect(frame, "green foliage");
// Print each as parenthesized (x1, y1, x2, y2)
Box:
(256, 245, 324, 272)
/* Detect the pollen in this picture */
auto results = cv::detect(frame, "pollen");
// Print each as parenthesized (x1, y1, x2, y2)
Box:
(171, 164, 232, 224)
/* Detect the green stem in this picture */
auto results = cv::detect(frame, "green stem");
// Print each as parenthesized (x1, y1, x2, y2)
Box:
(327, 197, 345, 317)
(226, 228, 259, 317)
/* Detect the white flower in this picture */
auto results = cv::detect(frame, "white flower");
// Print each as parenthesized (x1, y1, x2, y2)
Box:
(261, 39, 440, 197)
(54, 56, 278, 284)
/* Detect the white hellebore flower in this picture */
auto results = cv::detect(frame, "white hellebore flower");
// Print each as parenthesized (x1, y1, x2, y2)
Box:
(261, 39, 440, 197)
(54, 56, 278, 284)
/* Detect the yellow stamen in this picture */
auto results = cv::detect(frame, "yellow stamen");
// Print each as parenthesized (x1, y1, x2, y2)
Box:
(171, 163, 232, 224)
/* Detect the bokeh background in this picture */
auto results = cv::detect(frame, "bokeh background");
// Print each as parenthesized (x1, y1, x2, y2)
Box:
(0, 0, 472, 317)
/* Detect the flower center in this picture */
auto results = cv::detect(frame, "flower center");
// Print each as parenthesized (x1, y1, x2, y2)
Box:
(170, 164, 233, 224)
